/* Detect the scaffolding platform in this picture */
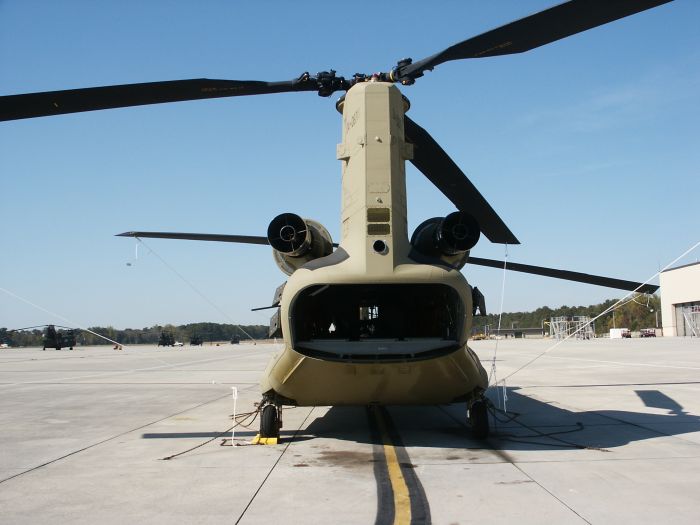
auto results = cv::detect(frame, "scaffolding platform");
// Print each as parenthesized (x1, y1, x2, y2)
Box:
(549, 316, 595, 340)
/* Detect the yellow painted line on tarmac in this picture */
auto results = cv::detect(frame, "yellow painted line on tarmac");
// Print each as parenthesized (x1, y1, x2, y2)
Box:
(373, 408, 411, 525)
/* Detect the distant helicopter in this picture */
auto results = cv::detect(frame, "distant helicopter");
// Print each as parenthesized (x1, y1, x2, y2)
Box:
(0, 1, 668, 439)
(157, 331, 176, 347)
(43, 325, 77, 350)
(9, 325, 78, 350)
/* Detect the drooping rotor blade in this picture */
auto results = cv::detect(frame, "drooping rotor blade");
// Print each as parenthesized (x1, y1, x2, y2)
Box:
(0, 77, 321, 121)
(396, 0, 673, 82)
(467, 256, 658, 294)
(116, 231, 340, 247)
(404, 116, 519, 245)
(9, 325, 50, 332)
(116, 231, 270, 245)
(251, 304, 280, 312)
(9, 324, 75, 332)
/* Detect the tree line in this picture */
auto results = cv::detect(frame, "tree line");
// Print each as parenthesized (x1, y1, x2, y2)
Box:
(0, 323, 269, 347)
(1, 294, 661, 347)
(471, 294, 660, 335)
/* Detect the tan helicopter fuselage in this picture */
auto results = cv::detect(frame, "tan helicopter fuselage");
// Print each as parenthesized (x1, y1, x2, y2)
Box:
(260, 81, 488, 406)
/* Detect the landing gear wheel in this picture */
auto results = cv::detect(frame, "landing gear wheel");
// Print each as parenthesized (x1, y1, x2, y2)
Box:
(260, 404, 280, 438)
(468, 399, 489, 439)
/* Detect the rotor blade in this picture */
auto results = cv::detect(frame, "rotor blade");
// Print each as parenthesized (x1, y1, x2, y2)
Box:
(116, 231, 340, 248)
(0, 77, 318, 121)
(116, 231, 270, 245)
(9, 325, 51, 332)
(467, 256, 658, 294)
(404, 116, 519, 245)
(401, 0, 672, 79)
(251, 304, 280, 312)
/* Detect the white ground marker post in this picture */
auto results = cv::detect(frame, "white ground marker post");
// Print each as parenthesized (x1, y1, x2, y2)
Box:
(231, 387, 238, 445)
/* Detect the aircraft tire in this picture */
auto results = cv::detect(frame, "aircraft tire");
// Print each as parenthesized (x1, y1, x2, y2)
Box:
(260, 404, 280, 438)
(469, 400, 489, 439)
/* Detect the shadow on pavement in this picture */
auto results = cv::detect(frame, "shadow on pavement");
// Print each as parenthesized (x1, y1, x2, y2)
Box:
(302, 388, 700, 451)
(141, 388, 700, 452)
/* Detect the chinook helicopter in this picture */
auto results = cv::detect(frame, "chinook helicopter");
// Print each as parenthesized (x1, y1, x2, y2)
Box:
(0, 0, 668, 439)
(8, 325, 78, 350)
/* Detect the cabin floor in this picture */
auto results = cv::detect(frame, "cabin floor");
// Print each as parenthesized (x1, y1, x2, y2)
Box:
(1, 338, 699, 524)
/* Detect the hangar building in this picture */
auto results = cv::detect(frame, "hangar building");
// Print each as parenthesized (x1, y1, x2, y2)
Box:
(660, 262, 700, 336)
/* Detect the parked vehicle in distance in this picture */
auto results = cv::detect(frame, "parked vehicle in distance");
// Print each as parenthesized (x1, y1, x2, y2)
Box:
(640, 328, 656, 338)
(610, 328, 632, 339)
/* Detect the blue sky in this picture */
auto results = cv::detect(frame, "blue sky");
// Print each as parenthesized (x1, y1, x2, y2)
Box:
(1, 0, 698, 330)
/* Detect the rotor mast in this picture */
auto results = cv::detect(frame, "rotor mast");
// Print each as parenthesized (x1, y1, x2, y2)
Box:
(336, 81, 413, 273)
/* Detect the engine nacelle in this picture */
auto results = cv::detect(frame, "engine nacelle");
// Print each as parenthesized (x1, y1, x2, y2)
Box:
(410, 212, 480, 270)
(267, 213, 333, 275)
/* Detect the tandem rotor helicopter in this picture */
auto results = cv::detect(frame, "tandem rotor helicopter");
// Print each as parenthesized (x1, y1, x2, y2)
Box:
(0, 1, 670, 439)
(7, 325, 78, 351)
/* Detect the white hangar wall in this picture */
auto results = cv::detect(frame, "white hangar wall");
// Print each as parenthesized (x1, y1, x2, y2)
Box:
(660, 262, 700, 337)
